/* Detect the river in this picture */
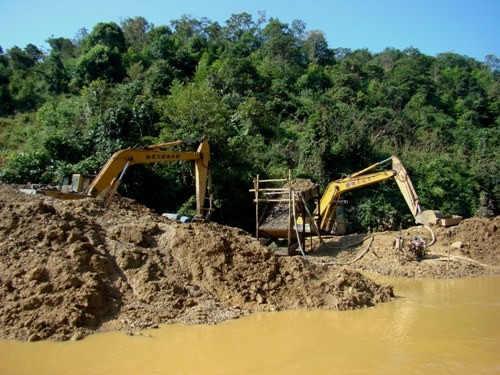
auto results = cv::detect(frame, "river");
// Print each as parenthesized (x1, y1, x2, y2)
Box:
(1, 276, 499, 375)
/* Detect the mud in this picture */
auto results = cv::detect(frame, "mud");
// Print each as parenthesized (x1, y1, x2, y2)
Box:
(0, 184, 392, 341)
(310, 217, 500, 278)
(0, 184, 498, 342)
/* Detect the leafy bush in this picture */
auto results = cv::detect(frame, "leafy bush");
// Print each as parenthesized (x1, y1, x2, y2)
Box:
(0, 151, 54, 184)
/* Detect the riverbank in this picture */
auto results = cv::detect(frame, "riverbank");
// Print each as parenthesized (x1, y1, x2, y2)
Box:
(0, 184, 391, 341)
(307, 215, 500, 278)
(0, 184, 498, 341)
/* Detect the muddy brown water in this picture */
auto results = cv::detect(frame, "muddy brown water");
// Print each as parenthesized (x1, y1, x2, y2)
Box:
(1, 276, 499, 375)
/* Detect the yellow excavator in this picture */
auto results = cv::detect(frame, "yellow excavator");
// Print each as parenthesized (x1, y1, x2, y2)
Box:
(25, 138, 212, 220)
(253, 155, 439, 243)
(314, 155, 423, 234)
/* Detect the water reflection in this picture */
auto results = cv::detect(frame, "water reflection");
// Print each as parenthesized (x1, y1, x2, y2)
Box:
(0, 277, 499, 375)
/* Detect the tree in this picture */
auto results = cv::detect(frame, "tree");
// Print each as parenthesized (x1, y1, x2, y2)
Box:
(84, 22, 126, 53)
(144, 59, 177, 95)
(413, 153, 478, 216)
(121, 16, 152, 53)
(388, 49, 434, 105)
(304, 30, 334, 66)
(375, 48, 403, 73)
(47, 37, 77, 59)
(296, 64, 332, 92)
(208, 56, 260, 96)
(8, 68, 46, 111)
(159, 80, 230, 142)
(168, 16, 211, 78)
(222, 13, 262, 58)
(75, 44, 125, 85)
(260, 18, 306, 78)
(45, 53, 69, 94)
(485, 54, 499, 73)
(73, 27, 89, 51)
(143, 25, 174, 64)
(0, 53, 12, 114)
(7, 46, 38, 70)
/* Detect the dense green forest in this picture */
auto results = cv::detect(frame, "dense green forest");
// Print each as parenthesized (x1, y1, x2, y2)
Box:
(0, 13, 498, 232)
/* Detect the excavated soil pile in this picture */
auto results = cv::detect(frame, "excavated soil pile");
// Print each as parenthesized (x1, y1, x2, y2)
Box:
(0, 184, 392, 341)
(311, 217, 500, 278)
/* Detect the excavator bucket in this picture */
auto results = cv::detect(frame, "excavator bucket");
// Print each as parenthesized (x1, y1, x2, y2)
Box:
(415, 210, 442, 226)
(415, 210, 463, 227)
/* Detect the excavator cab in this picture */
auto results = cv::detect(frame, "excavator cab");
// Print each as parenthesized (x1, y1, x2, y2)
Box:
(59, 174, 93, 194)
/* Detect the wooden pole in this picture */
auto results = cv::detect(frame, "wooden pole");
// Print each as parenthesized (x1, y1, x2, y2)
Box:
(447, 231, 451, 272)
(255, 175, 259, 240)
(287, 170, 293, 255)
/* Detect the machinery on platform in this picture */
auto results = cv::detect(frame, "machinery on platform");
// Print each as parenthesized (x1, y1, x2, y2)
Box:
(21, 138, 212, 220)
(251, 156, 448, 254)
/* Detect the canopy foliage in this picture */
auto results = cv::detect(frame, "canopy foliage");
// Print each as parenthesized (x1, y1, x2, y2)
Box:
(0, 14, 498, 232)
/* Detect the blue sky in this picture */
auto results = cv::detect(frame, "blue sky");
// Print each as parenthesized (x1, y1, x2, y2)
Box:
(1, 0, 498, 61)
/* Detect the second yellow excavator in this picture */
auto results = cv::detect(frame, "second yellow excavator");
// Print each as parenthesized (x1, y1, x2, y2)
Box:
(252, 155, 437, 244)
(314, 155, 423, 234)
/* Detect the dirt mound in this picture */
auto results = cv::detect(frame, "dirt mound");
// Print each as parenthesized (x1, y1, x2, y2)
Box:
(310, 217, 500, 278)
(0, 184, 392, 341)
(432, 217, 500, 265)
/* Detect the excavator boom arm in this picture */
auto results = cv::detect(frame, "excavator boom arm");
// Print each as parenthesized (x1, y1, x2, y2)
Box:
(317, 156, 422, 233)
(85, 138, 211, 217)
(391, 156, 421, 217)
(318, 170, 396, 231)
(87, 149, 201, 197)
